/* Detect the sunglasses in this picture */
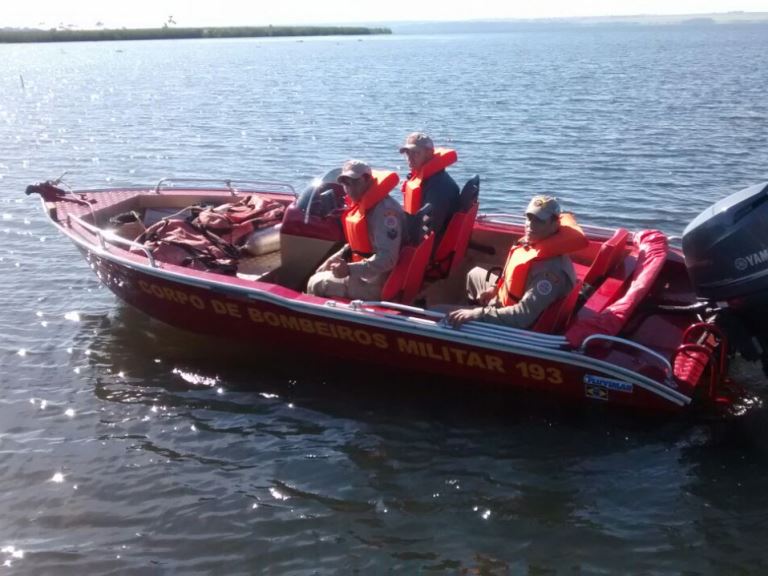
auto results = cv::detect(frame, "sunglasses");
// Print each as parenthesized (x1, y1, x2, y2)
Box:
(526, 213, 548, 224)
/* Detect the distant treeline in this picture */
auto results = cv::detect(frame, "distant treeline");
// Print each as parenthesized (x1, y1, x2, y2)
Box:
(0, 25, 392, 44)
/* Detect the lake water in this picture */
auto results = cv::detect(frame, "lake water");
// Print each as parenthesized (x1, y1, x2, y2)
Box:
(2, 25, 768, 574)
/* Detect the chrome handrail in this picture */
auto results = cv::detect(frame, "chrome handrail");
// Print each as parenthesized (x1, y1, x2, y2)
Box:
(353, 300, 437, 316)
(356, 299, 568, 340)
(332, 300, 570, 349)
(580, 334, 672, 377)
(442, 321, 567, 349)
(153, 177, 296, 197)
(69, 214, 157, 267)
(666, 235, 683, 248)
(477, 212, 524, 221)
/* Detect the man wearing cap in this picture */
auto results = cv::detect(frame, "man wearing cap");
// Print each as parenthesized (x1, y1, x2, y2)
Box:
(446, 196, 586, 329)
(307, 160, 404, 300)
(399, 132, 460, 242)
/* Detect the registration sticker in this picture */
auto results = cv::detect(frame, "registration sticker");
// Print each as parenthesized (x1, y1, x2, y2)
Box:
(584, 374, 634, 393)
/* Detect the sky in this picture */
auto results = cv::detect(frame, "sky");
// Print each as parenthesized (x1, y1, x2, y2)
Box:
(4, 0, 768, 29)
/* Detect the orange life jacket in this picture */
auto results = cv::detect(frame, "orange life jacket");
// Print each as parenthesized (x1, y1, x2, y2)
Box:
(402, 148, 458, 215)
(342, 170, 400, 261)
(496, 213, 588, 306)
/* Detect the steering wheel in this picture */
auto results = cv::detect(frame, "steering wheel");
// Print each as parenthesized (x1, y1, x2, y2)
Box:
(309, 182, 346, 218)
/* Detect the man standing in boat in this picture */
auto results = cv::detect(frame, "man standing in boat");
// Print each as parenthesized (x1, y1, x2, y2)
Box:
(446, 196, 586, 329)
(307, 160, 404, 300)
(399, 132, 460, 242)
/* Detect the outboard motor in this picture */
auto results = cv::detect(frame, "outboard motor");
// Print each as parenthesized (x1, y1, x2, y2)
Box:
(682, 181, 768, 375)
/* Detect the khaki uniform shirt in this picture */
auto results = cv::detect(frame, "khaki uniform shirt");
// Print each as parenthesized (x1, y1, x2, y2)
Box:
(346, 196, 404, 286)
(482, 255, 576, 329)
(309, 196, 403, 300)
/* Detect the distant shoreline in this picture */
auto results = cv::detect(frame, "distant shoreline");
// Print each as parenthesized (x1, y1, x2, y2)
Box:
(0, 25, 392, 44)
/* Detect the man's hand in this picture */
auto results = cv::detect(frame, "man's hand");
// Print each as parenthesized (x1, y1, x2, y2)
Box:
(330, 259, 350, 278)
(446, 307, 483, 328)
(318, 255, 343, 273)
(478, 287, 497, 306)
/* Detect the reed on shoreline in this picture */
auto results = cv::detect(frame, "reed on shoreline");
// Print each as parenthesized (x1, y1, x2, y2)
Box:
(0, 25, 392, 44)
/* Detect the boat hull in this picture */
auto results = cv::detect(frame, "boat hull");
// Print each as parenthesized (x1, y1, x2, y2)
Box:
(83, 246, 691, 412)
(25, 179, 712, 413)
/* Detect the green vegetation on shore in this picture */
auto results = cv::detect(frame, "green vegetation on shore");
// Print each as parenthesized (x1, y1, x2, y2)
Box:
(0, 25, 392, 44)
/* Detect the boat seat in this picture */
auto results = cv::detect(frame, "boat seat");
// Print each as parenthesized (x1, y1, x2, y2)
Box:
(566, 230, 669, 346)
(427, 175, 480, 279)
(566, 228, 632, 316)
(532, 279, 584, 334)
(583, 228, 630, 288)
(532, 229, 629, 334)
(381, 231, 435, 304)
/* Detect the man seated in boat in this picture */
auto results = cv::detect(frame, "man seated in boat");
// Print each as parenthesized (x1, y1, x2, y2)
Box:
(399, 132, 460, 243)
(306, 160, 404, 300)
(446, 196, 586, 329)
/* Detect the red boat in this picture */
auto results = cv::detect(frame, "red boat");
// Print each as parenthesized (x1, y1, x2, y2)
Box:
(26, 174, 768, 413)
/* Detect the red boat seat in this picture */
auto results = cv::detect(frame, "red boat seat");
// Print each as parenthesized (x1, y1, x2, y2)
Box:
(381, 231, 435, 304)
(428, 175, 480, 279)
(583, 228, 630, 287)
(532, 229, 629, 334)
(532, 279, 584, 334)
(566, 230, 668, 347)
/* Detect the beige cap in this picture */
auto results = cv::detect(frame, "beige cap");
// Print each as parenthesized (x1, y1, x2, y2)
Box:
(526, 195, 562, 221)
(399, 132, 434, 153)
(338, 159, 372, 181)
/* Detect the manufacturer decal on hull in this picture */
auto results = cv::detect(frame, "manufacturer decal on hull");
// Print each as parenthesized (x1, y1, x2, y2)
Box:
(584, 374, 634, 393)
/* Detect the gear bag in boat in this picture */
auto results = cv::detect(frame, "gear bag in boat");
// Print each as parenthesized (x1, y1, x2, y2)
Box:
(135, 195, 285, 274)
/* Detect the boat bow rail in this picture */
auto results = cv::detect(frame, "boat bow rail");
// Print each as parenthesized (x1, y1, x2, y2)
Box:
(68, 213, 157, 267)
(152, 177, 296, 197)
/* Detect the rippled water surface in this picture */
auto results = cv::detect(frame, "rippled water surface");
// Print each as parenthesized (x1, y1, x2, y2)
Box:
(2, 27, 768, 574)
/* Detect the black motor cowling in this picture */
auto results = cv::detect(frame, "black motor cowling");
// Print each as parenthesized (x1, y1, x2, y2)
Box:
(683, 181, 768, 301)
(683, 182, 768, 376)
